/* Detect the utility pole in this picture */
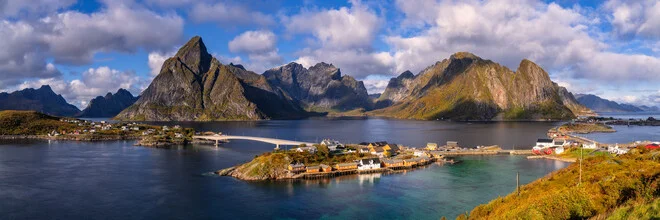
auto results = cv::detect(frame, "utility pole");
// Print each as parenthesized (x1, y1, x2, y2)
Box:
(516, 171, 520, 197)
(579, 144, 583, 186)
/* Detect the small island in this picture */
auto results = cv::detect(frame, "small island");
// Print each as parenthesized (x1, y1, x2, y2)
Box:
(216, 141, 464, 181)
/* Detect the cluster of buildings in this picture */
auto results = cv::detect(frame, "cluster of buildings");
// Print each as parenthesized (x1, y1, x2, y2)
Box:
(533, 138, 569, 155)
(54, 118, 186, 138)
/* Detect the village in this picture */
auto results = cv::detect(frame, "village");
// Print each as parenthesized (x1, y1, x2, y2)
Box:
(281, 140, 479, 179)
(44, 118, 193, 145)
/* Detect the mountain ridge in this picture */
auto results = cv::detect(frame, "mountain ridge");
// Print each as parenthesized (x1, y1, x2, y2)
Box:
(77, 89, 139, 118)
(370, 52, 592, 120)
(0, 85, 80, 117)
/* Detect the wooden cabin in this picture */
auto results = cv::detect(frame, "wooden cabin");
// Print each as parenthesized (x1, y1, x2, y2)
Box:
(403, 159, 418, 167)
(381, 159, 404, 168)
(288, 163, 305, 173)
(334, 162, 358, 171)
(306, 165, 321, 173)
(320, 164, 332, 172)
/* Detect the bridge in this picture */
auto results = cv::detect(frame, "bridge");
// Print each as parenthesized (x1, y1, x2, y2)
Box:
(192, 135, 316, 149)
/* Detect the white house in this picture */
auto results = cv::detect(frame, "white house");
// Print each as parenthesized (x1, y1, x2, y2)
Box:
(358, 158, 381, 170)
(294, 146, 317, 154)
(583, 143, 598, 149)
(321, 139, 344, 151)
(608, 145, 629, 155)
(413, 150, 427, 157)
(536, 139, 554, 148)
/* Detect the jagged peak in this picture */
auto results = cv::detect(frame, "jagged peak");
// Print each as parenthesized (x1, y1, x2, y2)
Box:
(397, 70, 414, 79)
(174, 36, 212, 74)
(229, 63, 246, 70)
(449, 52, 481, 60)
(38, 85, 54, 92)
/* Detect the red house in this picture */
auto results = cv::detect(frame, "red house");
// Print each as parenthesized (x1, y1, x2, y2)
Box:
(645, 144, 660, 150)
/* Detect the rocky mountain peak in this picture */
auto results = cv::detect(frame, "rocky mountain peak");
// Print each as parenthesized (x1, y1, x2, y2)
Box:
(175, 36, 212, 74)
(229, 63, 246, 70)
(397, 70, 414, 79)
(450, 52, 481, 60)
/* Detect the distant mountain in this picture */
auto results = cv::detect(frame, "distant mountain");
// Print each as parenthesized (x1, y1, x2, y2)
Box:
(371, 52, 592, 120)
(115, 36, 307, 121)
(263, 62, 371, 112)
(575, 94, 643, 113)
(638, 105, 660, 112)
(78, 89, 139, 118)
(0, 85, 80, 117)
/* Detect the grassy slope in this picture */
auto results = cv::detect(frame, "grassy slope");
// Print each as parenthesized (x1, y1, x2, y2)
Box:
(0, 110, 77, 135)
(462, 148, 660, 219)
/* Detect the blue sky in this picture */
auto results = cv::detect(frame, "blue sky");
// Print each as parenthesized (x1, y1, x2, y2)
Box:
(1, 0, 659, 108)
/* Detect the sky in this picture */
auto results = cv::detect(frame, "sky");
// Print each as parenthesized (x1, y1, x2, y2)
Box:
(0, 0, 659, 108)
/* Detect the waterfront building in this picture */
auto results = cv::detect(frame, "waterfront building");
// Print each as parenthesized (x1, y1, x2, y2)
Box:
(367, 142, 388, 150)
(358, 158, 381, 170)
(381, 159, 404, 168)
(306, 165, 321, 173)
(320, 164, 332, 172)
(403, 159, 418, 167)
(536, 139, 554, 147)
(446, 141, 459, 148)
(429, 151, 445, 158)
(334, 162, 358, 171)
(288, 163, 305, 173)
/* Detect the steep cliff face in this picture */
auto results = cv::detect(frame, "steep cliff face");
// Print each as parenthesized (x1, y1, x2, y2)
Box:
(78, 89, 138, 118)
(0, 85, 80, 117)
(115, 36, 306, 121)
(264, 62, 371, 112)
(372, 52, 591, 120)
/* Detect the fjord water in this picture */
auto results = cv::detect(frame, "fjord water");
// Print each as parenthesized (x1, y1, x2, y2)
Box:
(0, 119, 568, 219)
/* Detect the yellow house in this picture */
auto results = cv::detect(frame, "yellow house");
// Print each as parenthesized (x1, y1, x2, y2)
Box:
(334, 162, 358, 171)
(426, 143, 438, 151)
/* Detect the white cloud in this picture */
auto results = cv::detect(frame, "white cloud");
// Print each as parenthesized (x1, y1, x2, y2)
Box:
(189, 2, 274, 27)
(148, 51, 175, 76)
(362, 76, 390, 94)
(0, 1, 184, 88)
(605, 0, 660, 40)
(0, 0, 76, 18)
(43, 3, 184, 64)
(284, 0, 381, 49)
(285, 1, 394, 78)
(17, 66, 145, 108)
(228, 30, 277, 54)
(387, 0, 660, 84)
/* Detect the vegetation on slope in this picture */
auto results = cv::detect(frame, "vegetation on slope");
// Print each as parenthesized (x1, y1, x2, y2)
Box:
(461, 147, 660, 219)
(557, 122, 616, 134)
(0, 110, 76, 135)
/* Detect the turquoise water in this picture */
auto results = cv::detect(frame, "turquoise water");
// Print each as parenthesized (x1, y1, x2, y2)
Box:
(0, 119, 569, 219)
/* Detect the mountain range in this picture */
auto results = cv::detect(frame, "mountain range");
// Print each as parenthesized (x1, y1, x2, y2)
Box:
(0, 85, 80, 117)
(574, 94, 658, 113)
(77, 89, 139, 118)
(14, 36, 657, 121)
(114, 37, 594, 121)
(372, 52, 592, 120)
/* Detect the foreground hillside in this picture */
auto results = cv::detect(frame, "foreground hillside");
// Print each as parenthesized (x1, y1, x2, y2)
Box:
(373, 52, 592, 120)
(0, 110, 77, 135)
(462, 148, 660, 219)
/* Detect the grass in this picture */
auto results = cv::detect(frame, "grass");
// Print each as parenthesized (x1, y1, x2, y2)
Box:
(462, 147, 660, 219)
(0, 110, 77, 135)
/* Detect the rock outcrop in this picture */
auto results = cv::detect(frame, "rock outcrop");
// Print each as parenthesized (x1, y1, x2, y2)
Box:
(115, 36, 306, 121)
(0, 85, 80, 117)
(372, 52, 592, 120)
(264, 62, 371, 112)
(78, 89, 138, 118)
